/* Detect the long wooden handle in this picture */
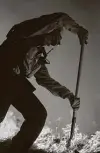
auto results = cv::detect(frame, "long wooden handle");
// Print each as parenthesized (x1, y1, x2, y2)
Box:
(67, 41, 85, 148)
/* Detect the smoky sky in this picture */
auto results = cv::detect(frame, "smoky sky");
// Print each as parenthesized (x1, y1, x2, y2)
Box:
(0, 0, 100, 135)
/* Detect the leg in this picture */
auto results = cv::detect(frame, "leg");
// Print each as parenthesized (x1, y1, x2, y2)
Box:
(0, 92, 12, 124)
(9, 91, 47, 153)
(0, 102, 10, 123)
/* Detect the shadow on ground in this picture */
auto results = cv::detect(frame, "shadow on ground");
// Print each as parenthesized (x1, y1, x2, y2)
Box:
(0, 139, 49, 153)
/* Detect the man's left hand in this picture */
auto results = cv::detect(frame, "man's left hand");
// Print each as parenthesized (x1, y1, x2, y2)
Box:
(71, 97, 80, 111)
(68, 93, 80, 111)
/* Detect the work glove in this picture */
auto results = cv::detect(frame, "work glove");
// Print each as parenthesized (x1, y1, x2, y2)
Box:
(68, 93, 80, 111)
(77, 26, 88, 45)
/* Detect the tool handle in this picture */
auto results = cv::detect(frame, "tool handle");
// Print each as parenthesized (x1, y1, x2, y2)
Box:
(75, 41, 85, 97)
(67, 41, 85, 148)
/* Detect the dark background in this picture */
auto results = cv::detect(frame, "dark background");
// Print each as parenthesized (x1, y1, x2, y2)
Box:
(0, 0, 100, 135)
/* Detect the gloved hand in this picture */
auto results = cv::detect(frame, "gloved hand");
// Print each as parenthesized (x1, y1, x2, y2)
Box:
(77, 26, 88, 45)
(68, 93, 80, 111)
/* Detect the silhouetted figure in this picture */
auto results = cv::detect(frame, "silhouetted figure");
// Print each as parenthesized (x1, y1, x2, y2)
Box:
(0, 12, 88, 153)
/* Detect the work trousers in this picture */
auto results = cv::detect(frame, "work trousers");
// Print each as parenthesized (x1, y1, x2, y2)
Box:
(0, 75, 47, 153)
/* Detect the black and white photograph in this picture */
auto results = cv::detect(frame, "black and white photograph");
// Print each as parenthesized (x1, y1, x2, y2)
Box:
(0, 0, 99, 153)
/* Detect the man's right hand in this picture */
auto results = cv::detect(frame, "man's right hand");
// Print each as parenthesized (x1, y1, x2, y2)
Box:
(77, 26, 88, 45)
(68, 93, 80, 111)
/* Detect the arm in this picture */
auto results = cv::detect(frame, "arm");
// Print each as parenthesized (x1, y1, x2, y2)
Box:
(30, 13, 88, 45)
(62, 13, 88, 45)
(34, 65, 72, 99)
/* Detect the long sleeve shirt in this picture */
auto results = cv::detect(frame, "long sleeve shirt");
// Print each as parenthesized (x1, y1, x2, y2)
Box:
(16, 46, 71, 99)
(34, 65, 71, 99)
(12, 46, 71, 99)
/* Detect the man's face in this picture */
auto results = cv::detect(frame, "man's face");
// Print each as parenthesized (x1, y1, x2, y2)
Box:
(45, 30, 62, 46)
(51, 33, 62, 46)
